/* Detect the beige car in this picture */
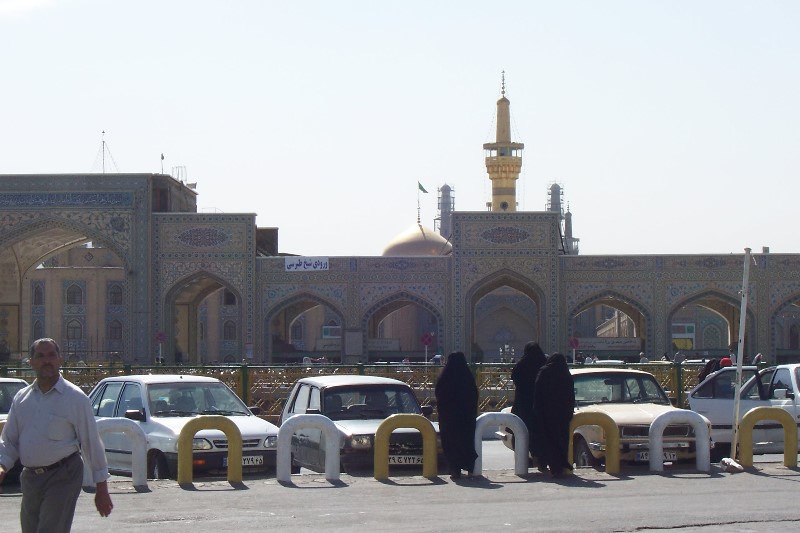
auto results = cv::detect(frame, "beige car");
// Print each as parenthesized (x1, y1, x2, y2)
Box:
(498, 367, 708, 468)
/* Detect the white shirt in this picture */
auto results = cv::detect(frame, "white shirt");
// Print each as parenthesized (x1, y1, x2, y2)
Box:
(0, 374, 109, 484)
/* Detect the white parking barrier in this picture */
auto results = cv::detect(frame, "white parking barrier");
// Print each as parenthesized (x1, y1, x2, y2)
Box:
(474, 412, 529, 476)
(84, 418, 148, 490)
(648, 410, 710, 472)
(277, 414, 341, 482)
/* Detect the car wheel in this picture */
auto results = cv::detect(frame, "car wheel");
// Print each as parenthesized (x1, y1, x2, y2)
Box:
(148, 451, 171, 479)
(573, 438, 601, 469)
(710, 443, 731, 464)
(290, 455, 300, 475)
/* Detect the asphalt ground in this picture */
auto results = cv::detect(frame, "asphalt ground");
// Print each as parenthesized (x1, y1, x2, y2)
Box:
(2, 461, 799, 532)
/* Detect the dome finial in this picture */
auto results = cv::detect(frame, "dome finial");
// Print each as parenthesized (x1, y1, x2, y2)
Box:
(501, 70, 506, 97)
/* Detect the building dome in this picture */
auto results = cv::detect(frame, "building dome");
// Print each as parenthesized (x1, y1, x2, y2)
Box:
(382, 223, 452, 256)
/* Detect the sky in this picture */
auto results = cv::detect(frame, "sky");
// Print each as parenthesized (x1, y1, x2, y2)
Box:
(2, 1, 798, 257)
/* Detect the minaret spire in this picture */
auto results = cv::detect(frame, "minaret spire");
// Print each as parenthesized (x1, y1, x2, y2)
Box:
(483, 72, 524, 211)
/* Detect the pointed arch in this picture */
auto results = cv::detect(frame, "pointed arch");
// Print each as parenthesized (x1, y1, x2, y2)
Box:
(668, 289, 755, 356)
(465, 269, 546, 362)
(163, 270, 243, 364)
(265, 292, 345, 364)
(361, 291, 444, 362)
(770, 293, 800, 363)
(568, 290, 652, 356)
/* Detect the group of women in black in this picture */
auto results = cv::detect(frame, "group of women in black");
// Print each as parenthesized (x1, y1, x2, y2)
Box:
(512, 342, 575, 477)
(434, 344, 574, 479)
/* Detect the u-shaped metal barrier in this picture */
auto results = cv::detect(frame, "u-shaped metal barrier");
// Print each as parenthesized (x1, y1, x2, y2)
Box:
(648, 410, 710, 472)
(83, 418, 148, 490)
(475, 412, 528, 476)
(277, 414, 341, 482)
(374, 414, 438, 480)
(738, 407, 798, 468)
(177, 415, 242, 484)
(569, 411, 621, 475)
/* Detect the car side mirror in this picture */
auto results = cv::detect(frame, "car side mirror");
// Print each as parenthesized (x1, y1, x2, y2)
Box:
(248, 405, 262, 415)
(420, 405, 433, 419)
(773, 389, 790, 400)
(125, 409, 145, 422)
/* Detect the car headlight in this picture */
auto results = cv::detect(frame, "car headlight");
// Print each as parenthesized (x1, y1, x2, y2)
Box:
(192, 438, 213, 451)
(349, 435, 372, 449)
(264, 436, 278, 449)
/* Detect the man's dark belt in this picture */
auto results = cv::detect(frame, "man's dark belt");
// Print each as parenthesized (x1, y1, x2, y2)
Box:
(25, 451, 80, 475)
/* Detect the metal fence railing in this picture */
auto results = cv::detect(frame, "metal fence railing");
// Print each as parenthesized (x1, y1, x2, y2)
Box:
(0, 361, 705, 424)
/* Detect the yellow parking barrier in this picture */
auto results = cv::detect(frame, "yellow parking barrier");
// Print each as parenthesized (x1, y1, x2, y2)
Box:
(569, 411, 620, 475)
(177, 415, 243, 484)
(738, 407, 798, 468)
(374, 414, 438, 480)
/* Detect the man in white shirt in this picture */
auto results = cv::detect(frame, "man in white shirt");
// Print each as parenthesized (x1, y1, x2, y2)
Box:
(0, 338, 113, 532)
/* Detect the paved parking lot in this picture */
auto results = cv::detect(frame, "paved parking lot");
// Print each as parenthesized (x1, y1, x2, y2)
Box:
(2, 461, 799, 532)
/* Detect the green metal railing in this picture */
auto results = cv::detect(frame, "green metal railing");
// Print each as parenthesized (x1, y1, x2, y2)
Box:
(1, 361, 696, 423)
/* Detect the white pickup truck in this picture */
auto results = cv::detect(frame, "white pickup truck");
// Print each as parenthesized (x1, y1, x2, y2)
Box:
(688, 363, 800, 461)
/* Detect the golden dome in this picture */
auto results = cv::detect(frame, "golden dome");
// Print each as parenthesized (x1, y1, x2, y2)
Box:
(382, 224, 452, 256)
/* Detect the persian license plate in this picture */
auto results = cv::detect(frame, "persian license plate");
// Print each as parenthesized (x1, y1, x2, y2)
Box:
(223, 455, 264, 467)
(388, 455, 423, 465)
(635, 451, 677, 462)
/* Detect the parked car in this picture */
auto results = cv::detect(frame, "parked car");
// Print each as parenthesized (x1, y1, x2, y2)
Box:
(280, 375, 441, 474)
(498, 367, 709, 468)
(688, 364, 800, 461)
(0, 377, 28, 485)
(0, 377, 28, 423)
(88, 375, 279, 479)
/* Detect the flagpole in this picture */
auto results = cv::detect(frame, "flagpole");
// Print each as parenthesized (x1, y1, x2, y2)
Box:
(731, 247, 752, 461)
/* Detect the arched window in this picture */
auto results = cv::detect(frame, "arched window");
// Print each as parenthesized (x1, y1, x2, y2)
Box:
(223, 320, 236, 341)
(33, 320, 44, 340)
(108, 320, 123, 341)
(33, 285, 44, 306)
(67, 319, 83, 340)
(108, 285, 123, 305)
(66, 285, 83, 305)
(223, 289, 237, 306)
(291, 321, 303, 342)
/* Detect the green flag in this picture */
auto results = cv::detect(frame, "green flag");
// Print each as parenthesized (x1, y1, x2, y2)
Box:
(418, 181, 428, 193)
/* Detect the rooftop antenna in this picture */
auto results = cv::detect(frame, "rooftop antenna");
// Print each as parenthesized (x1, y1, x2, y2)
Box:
(93, 130, 119, 173)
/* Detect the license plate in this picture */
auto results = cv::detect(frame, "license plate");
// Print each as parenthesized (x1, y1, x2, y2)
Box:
(388, 455, 423, 465)
(635, 451, 677, 462)
(223, 455, 264, 467)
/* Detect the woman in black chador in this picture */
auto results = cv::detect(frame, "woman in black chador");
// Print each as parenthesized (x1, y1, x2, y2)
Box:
(511, 342, 547, 460)
(435, 351, 479, 478)
(532, 352, 575, 477)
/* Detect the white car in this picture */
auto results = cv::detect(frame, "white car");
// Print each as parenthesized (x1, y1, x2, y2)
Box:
(280, 375, 441, 474)
(88, 375, 279, 479)
(0, 377, 28, 423)
(0, 377, 28, 485)
(498, 368, 709, 468)
(688, 364, 800, 461)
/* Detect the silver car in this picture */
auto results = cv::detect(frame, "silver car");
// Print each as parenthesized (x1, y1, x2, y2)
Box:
(88, 374, 279, 479)
(280, 375, 441, 474)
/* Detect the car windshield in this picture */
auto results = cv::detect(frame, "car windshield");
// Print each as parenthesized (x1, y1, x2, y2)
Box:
(574, 373, 670, 406)
(322, 386, 421, 420)
(147, 382, 251, 417)
(1, 381, 26, 415)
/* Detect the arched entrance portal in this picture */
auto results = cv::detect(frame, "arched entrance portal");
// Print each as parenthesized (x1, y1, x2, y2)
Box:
(771, 296, 800, 364)
(164, 273, 241, 365)
(265, 294, 344, 364)
(467, 270, 544, 363)
(668, 291, 755, 360)
(570, 292, 649, 362)
(0, 221, 129, 363)
(362, 292, 442, 363)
